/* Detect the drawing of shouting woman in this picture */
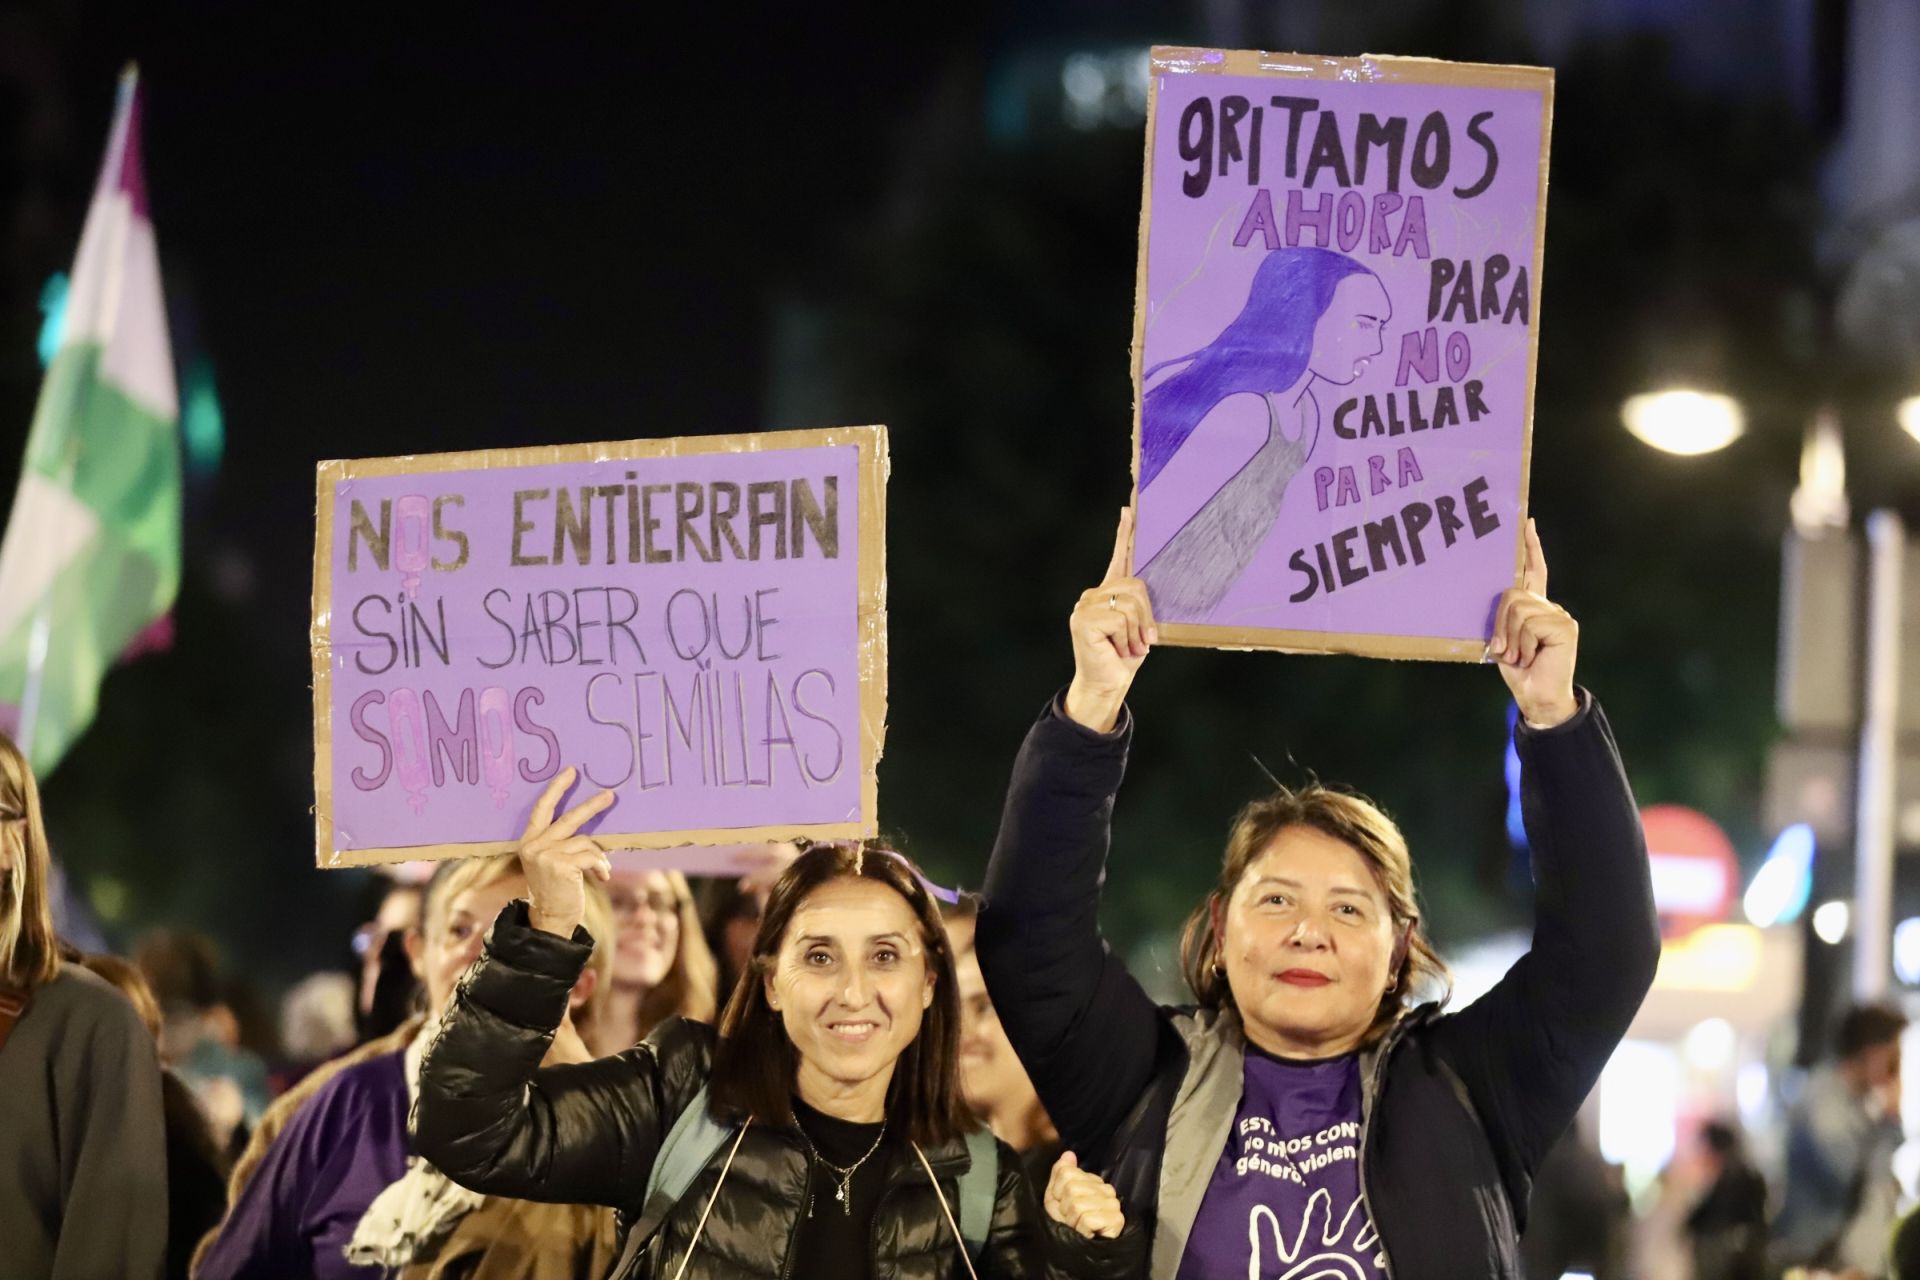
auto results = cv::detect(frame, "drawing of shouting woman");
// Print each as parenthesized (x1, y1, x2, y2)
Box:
(1136, 247, 1390, 622)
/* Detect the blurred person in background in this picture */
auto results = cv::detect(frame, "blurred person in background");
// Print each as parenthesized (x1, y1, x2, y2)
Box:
(944, 897, 1060, 1181)
(276, 971, 359, 1093)
(138, 926, 273, 1152)
(82, 951, 231, 1280)
(0, 730, 169, 1279)
(581, 865, 719, 1058)
(1521, 1122, 1628, 1280)
(1680, 1119, 1768, 1280)
(355, 879, 425, 1043)
(194, 854, 619, 1280)
(1773, 1003, 1908, 1278)
(693, 840, 801, 993)
(1889, 1205, 1920, 1280)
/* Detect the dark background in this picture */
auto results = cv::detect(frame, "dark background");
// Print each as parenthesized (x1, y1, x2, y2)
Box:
(0, 1, 1890, 997)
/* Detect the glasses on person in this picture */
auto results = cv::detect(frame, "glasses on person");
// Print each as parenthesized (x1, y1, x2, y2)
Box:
(610, 888, 677, 919)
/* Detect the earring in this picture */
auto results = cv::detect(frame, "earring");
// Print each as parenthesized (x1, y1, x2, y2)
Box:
(1211, 959, 1226, 981)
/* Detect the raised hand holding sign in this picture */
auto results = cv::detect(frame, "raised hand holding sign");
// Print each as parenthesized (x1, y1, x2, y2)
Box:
(1065, 509, 1158, 734)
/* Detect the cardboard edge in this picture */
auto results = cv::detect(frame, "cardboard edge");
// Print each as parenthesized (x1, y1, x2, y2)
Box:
(1157, 621, 1485, 662)
(1127, 57, 1161, 569)
(1513, 72, 1555, 586)
(1149, 45, 1556, 91)
(311, 427, 889, 869)
(312, 460, 342, 865)
(326, 820, 874, 870)
(855, 426, 888, 845)
(1130, 47, 1552, 657)
(312, 425, 882, 482)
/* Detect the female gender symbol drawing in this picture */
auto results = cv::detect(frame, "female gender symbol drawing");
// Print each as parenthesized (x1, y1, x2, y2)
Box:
(1137, 246, 1391, 621)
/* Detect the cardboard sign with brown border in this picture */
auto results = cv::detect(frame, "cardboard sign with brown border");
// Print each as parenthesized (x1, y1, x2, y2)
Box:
(311, 426, 887, 868)
(1129, 48, 1552, 660)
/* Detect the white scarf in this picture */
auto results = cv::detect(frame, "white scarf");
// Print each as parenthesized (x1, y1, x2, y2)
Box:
(342, 1017, 486, 1270)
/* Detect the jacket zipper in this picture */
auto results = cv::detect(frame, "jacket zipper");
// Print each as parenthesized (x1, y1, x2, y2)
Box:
(1355, 1019, 1409, 1280)
(775, 1148, 813, 1280)
(868, 1180, 898, 1277)
(776, 1143, 963, 1278)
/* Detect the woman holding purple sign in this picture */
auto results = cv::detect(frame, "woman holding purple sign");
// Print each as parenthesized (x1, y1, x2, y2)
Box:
(976, 510, 1659, 1279)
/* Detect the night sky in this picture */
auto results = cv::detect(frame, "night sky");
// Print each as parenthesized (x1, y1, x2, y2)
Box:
(0, 3, 1850, 996)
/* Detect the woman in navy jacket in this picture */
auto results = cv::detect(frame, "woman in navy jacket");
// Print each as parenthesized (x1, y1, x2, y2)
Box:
(977, 513, 1659, 1279)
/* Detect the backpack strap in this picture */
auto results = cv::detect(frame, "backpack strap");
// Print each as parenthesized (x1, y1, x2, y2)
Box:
(957, 1128, 999, 1261)
(610, 1084, 737, 1277)
(0, 985, 30, 1056)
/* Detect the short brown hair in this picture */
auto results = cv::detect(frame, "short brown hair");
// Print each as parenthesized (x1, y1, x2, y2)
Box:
(0, 730, 59, 989)
(709, 844, 974, 1146)
(1179, 783, 1451, 1041)
(1835, 1003, 1908, 1061)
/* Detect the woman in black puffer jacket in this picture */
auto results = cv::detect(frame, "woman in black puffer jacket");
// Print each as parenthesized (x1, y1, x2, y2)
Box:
(414, 785, 1143, 1280)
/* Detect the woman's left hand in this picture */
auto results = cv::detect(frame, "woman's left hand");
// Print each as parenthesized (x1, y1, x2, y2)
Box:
(1490, 520, 1579, 729)
(1044, 1152, 1126, 1239)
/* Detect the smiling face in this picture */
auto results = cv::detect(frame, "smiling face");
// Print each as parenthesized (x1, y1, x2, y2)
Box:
(1306, 273, 1391, 385)
(946, 917, 1039, 1119)
(766, 877, 934, 1106)
(608, 870, 681, 990)
(1219, 824, 1402, 1058)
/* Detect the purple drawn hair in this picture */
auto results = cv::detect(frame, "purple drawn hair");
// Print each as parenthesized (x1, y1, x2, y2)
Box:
(1140, 247, 1375, 489)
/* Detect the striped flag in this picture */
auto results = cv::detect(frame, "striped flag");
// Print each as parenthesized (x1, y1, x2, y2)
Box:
(0, 66, 181, 774)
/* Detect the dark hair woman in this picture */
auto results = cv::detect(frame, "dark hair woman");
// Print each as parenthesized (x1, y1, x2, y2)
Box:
(413, 772, 1142, 1280)
(0, 730, 169, 1279)
(975, 511, 1660, 1279)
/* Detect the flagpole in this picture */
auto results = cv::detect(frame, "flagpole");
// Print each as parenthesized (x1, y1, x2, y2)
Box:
(15, 604, 52, 762)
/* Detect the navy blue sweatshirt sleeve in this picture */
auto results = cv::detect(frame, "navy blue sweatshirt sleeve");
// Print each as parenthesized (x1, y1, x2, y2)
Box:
(976, 693, 1166, 1160)
(1430, 691, 1660, 1205)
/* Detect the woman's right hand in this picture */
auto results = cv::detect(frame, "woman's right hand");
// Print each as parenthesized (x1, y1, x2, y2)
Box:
(519, 768, 616, 937)
(1064, 508, 1156, 734)
(1044, 1151, 1126, 1239)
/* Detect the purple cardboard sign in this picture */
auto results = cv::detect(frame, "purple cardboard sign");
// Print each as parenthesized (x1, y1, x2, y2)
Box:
(1130, 49, 1552, 660)
(310, 427, 888, 867)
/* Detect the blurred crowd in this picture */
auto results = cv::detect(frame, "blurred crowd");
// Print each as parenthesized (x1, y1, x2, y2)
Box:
(1524, 1004, 1915, 1280)
(3, 731, 1075, 1280)
(9, 719, 1920, 1279)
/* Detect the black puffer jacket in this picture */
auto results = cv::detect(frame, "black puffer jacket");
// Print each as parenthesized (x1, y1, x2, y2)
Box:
(413, 903, 1144, 1280)
(978, 691, 1660, 1279)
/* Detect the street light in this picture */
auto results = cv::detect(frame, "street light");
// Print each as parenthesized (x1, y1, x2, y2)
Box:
(1898, 396, 1920, 446)
(1813, 899, 1852, 944)
(1621, 388, 1746, 455)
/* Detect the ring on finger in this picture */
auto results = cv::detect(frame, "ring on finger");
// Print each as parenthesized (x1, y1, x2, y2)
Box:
(1108, 593, 1118, 611)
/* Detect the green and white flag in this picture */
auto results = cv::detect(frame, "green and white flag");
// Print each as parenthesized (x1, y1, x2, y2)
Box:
(0, 67, 180, 774)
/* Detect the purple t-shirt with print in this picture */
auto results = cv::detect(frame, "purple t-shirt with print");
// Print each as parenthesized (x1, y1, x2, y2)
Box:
(1175, 1047, 1388, 1280)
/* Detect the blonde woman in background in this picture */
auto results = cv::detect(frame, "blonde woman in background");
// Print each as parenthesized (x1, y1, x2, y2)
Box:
(583, 865, 719, 1058)
(944, 898, 1059, 1181)
(0, 730, 169, 1279)
(194, 852, 617, 1280)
